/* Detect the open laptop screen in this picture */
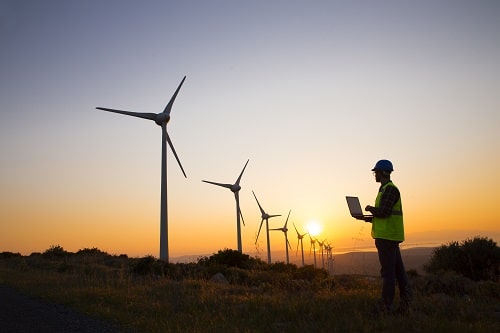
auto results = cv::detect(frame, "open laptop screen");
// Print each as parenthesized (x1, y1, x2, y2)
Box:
(346, 196, 364, 217)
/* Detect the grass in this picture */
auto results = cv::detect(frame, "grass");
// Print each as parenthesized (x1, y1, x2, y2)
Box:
(0, 250, 498, 333)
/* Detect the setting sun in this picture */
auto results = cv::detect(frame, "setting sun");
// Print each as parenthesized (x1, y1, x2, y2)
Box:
(305, 220, 322, 237)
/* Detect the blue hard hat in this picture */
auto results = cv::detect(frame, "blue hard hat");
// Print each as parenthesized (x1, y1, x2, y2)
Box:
(372, 159, 394, 172)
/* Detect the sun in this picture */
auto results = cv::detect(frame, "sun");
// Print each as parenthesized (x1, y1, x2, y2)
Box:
(305, 220, 322, 237)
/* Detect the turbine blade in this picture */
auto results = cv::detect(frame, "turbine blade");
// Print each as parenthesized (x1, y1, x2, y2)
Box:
(165, 130, 187, 178)
(269, 214, 281, 219)
(235, 159, 250, 185)
(235, 192, 245, 226)
(202, 180, 233, 189)
(240, 209, 245, 226)
(252, 191, 266, 215)
(163, 76, 186, 115)
(235, 159, 249, 185)
(255, 219, 265, 244)
(293, 223, 300, 236)
(96, 107, 157, 121)
(287, 238, 292, 250)
(284, 210, 291, 228)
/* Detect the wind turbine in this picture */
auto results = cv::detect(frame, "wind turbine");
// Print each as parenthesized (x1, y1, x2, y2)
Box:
(253, 190, 281, 264)
(270, 210, 292, 264)
(309, 235, 317, 268)
(316, 238, 325, 269)
(325, 241, 334, 275)
(293, 223, 307, 267)
(202, 159, 249, 253)
(96, 76, 187, 263)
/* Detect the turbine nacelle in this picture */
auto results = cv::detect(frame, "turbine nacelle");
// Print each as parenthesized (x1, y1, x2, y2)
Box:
(262, 213, 271, 219)
(293, 223, 307, 240)
(154, 113, 170, 126)
(230, 184, 241, 193)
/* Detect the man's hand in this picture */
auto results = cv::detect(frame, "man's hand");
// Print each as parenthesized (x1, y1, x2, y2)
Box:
(364, 206, 374, 223)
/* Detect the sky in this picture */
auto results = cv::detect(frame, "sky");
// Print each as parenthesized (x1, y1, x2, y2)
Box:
(1, 0, 499, 261)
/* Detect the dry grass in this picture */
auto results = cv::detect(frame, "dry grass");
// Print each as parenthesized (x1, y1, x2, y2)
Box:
(0, 251, 498, 333)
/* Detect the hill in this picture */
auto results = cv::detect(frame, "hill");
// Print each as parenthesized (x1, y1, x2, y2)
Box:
(171, 247, 436, 276)
(331, 247, 435, 276)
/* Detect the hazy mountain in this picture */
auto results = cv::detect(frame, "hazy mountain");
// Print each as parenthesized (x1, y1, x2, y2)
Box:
(171, 247, 436, 276)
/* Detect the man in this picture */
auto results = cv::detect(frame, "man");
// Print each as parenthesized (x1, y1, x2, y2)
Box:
(358, 159, 412, 314)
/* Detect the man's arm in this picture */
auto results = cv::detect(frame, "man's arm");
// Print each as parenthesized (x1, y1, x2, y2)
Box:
(365, 185, 400, 217)
(353, 215, 372, 223)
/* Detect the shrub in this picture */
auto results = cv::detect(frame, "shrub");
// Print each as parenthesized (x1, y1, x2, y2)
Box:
(424, 236, 499, 281)
(269, 261, 296, 274)
(132, 256, 165, 275)
(42, 245, 67, 258)
(460, 237, 499, 281)
(293, 264, 328, 281)
(0, 252, 22, 259)
(76, 247, 109, 257)
(417, 271, 475, 296)
(198, 248, 261, 269)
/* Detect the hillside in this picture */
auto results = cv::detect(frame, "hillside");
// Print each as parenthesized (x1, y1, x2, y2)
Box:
(331, 247, 435, 275)
(172, 247, 436, 276)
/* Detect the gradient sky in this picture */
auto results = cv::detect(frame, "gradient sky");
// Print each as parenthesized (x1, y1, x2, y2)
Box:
(1, 0, 499, 260)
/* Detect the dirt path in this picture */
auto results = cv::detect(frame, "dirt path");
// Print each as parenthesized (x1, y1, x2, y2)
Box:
(0, 285, 133, 333)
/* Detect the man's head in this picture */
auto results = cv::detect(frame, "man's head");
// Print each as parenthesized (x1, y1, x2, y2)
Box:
(371, 159, 393, 183)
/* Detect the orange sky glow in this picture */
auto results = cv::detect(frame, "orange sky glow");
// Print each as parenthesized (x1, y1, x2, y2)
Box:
(1, 1, 499, 262)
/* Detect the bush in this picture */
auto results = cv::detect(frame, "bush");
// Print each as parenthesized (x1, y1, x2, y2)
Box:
(419, 271, 475, 296)
(198, 248, 261, 269)
(293, 264, 329, 281)
(0, 252, 22, 259)
(76, 247, 109, 257)
(132, 256, 166, 275)
(42, 245, 67, 258)
(424, 236, 499, 281)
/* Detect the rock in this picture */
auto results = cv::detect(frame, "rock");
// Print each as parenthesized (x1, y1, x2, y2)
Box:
(210, 272, 228, 284)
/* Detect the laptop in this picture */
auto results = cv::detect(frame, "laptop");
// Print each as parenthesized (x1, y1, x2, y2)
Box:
(346, 196, 373, 219)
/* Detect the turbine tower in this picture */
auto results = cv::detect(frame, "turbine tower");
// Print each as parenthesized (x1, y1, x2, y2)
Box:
(293, 223, 307, 267)
(202, 159, 249, 253)
(253, 190, 281, 264)
(96, 76, 187, 263)
(270, 210, 292, 264)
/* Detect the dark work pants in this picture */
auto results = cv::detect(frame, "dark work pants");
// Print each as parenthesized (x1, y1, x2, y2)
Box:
(375, 238, 411, 310)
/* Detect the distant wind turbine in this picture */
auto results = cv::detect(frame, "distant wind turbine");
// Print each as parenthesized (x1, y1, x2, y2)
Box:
(293, 223, 307, 267)
(95, 76, 187, 263)
(325, 241, 334, 275)
(309, 235, 317, 268)
(270, 210, 292, 264)
(316, 238, 325, 269)
(253, 190, 281, 264)
(202, 159, 249, 253)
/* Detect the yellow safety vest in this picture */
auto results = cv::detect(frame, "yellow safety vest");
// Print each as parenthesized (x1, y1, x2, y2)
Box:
(371, 182, 404, 241)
